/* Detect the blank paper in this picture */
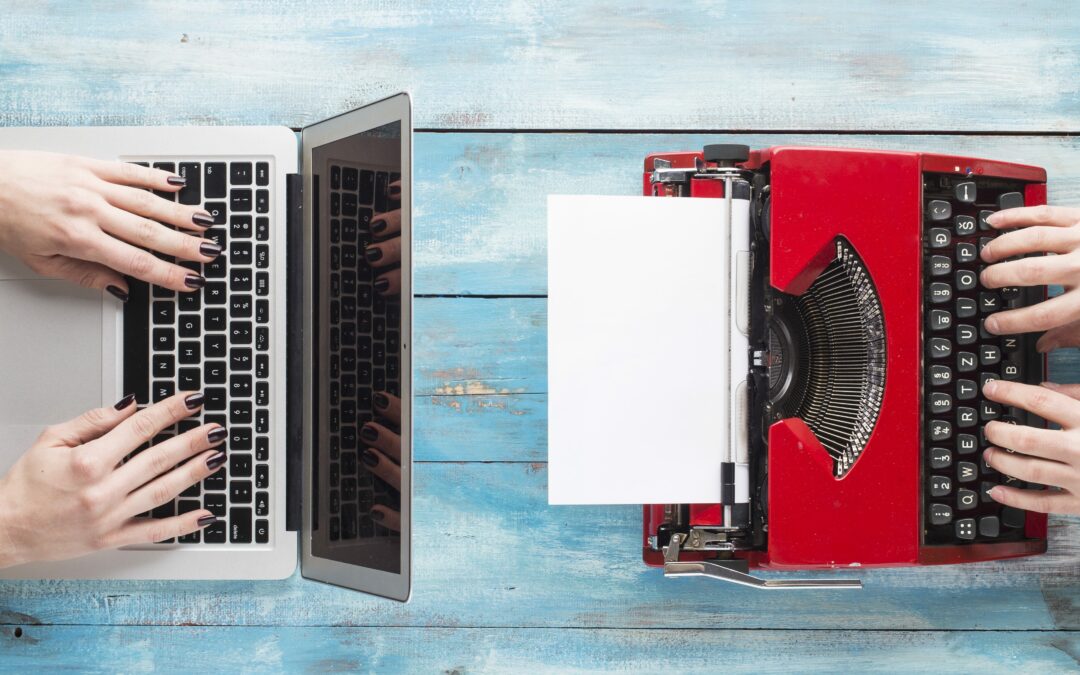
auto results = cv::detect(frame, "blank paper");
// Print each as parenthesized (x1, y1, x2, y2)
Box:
(547, 195, 730, 505)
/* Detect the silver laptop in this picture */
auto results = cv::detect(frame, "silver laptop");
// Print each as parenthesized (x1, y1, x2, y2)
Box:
(0, 93, 413, 601)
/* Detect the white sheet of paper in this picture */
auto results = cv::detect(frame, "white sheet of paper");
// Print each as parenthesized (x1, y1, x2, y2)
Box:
(547, 195, 730, 505)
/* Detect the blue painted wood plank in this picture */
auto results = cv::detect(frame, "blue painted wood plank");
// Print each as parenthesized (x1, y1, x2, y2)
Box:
(1, 3, 1077, 131)
(2, 625, 1079, 673)
(1, 464, 1077, 630)
(414, 393, 546, 462)
(414, 133, 1080, 295)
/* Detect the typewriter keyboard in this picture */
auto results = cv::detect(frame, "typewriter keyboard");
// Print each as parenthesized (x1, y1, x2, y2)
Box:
(922, 176, 1044, 546)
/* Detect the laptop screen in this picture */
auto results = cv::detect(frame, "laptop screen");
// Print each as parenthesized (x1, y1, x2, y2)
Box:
(310, 120, 404, 576)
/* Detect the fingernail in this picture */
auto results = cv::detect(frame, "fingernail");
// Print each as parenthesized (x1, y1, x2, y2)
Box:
(371, 219, 388, 234)
(988, 486, 1002, 500)
(985, 316, 999, 334)
(106, 285, 129, 302)
(114, 393, 136, 410)
(369, 509, 385, 522)
(185, 392, 204, 410)
(987, 213, 1002, 225)
(362, 449, 379, 467)
(185, 274, 206, 289)
(360, 425, 378, 442)
(373, 392, 389, 409)
(207, 427, 228, 443)
(199, 242, 222, 258)
(167, 175, 187, 187)
(365, 246, 383, 263)
(983, 447, 994, 464)
(206, 450, 227, 470)
(984, 379, 998, 396)
(197, 514, 218, 527)
(374, 277, 390, 292)
(192, 211, 215, 227)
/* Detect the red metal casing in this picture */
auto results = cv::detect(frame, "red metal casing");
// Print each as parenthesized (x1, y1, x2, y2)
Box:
(641, 146, 1048, 569)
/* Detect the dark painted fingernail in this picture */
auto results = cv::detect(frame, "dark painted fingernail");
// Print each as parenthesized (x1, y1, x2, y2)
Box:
(369, 509, 385, 522)
(206, 451, 227, 470)
(207, 427, 228, 443)
(365, 246, 383, 263)
(185, 392, 204, 410)
(167, 175, 187, 187)
(192, 211, 215, 227)
(362, 449, 379, 467)
(106, 285, 129, 302)
(361, 425, 379, 442)
(374, 277, 390, 292)
(371, 219, 388, 234)
(114, 393, 136, 410)
(197, 514, 218, 527)
(185, 274, 206, 289)
(199, 242, 222, 258)
(373, 392, 389, 409)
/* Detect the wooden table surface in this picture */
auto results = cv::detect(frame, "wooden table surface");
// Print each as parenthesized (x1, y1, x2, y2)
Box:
(2, 2, 1079, 672)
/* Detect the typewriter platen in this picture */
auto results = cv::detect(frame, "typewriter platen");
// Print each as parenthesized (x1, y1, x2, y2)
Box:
(642, 145, 1049, 588)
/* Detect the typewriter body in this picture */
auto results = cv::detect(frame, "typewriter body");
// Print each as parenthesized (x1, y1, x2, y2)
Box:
(642, 145, 1049, 588)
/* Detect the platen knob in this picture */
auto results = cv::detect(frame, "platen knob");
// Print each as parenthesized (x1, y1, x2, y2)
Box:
(703, 144, 750, 164)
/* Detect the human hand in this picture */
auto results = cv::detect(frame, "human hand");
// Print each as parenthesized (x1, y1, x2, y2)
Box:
(0, 391, 226, 567)
(0, 151, 221, 298)
(982, 379, 1080, 515)
(980, 205, 1080, 336)
(363, 179, 401, 296)
(360, 391, 402, 531)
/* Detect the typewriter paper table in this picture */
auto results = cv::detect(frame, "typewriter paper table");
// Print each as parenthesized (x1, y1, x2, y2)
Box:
(1, 2, 1079, 672)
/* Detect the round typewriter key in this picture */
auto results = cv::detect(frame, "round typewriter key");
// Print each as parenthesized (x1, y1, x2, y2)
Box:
(930, 420, 953, 442)
(978, 515, 1000, 538)
(980, 481, 997, 503)
(929, 392, 952, 414)
(954, 181, 977, 203)
(980, 400, 1001, 421)
(930, 310, 952, 331)
(956, 270, 977, 291)
(957, 461, 978, 483)
(957, 489, 978, 511)
(928, 200, 952, 222)
(931, 255, 952, 277)
(956, 297, 977, 319)
(1002, 361, 1022, 380)
(954, 215, 976, 236)
(930, 365, 952, 386)
(955, 518, 976, 540)
(929, 282, 952, 304)
(930, 338, 952, 359)
(1001, 507, 1026, 529)
(956, 324, 976, 345)
(930, 475, 953, 497)
(930, 503, 953, 525)
(978, 210, 995, 231)
(930, 447, 953, 469)
(956, 380, 977, 401)
(956, 242, 978, 263)
(929, 227, 951, 248)
(957, 351, 977, 372)
(979, 292, 1000, 313)
(957, 407, 977, 428)
(980, 372, 998, 391)
(1000, 286, 1020, 300)
(980, 344, 1001, 366)
(957, 433, 977, 454)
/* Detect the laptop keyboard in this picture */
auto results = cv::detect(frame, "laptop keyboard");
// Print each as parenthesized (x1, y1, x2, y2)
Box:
(921, 175, 1044, 545)
(326, 162, 401, 542)
(124, 158, 274, 546)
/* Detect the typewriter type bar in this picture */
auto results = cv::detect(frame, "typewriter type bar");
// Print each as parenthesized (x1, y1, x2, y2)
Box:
(641, 144, 1049, 586)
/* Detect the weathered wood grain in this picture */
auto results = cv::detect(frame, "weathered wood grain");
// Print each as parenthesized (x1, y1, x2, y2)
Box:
(1, 463, 1077, 630)
(2, 625, 1078, 673)
(1, 3, 1077, 132)
(414, 134, 1080, 295)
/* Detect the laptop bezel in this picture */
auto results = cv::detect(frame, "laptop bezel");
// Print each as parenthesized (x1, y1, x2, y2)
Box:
(299, 92, 413, 601)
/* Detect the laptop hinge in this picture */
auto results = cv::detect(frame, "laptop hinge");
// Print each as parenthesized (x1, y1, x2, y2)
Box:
(285, 172, 303, 532)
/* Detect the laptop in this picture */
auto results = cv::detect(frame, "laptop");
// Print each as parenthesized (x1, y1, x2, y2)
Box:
(0, 93, 413, 601)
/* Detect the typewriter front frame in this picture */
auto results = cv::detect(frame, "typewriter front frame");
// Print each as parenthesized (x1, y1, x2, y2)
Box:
(641, 146, 1049, 571)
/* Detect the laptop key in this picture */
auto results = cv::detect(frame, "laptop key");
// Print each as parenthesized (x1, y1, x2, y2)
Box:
(255, 519, 269, 544)
(231, 480, 253, 504)
(231, 162, 253, 185)
(256, 162, 270, 186)
(204, 162, 227, 198)
(177, 163, 201, 204)
(203, 521, 226, 543)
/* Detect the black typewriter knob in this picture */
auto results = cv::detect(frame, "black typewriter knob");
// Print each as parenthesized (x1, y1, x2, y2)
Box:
(703, 143, 750, 165)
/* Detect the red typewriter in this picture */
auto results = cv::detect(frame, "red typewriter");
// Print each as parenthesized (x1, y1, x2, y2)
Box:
(642, 145, 1049, 589)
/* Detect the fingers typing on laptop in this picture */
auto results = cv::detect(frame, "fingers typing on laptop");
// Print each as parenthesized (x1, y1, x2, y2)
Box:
(0, 391, 225, 567)
(364, 391, 402, 532)
(977, 204, 1080, 516)
(0, 151, 222, 299)
(366, 179, 401, 296)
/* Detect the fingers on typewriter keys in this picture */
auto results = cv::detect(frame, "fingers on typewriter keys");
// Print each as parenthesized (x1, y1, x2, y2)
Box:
(986, 204, 1080, 230)
(983, 379, 1080, 428)
(983, 446, 1071, 489)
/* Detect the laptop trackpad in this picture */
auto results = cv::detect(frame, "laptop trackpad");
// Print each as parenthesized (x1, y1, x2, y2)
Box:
(0, 272, 109, 473)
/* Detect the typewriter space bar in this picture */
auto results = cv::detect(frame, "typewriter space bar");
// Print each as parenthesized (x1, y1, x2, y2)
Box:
(664, 561, 863, 589)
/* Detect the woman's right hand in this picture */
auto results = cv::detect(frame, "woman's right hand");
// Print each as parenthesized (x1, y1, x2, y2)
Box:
(0, 391, 225, 568)
(0, 151, 222, 299)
